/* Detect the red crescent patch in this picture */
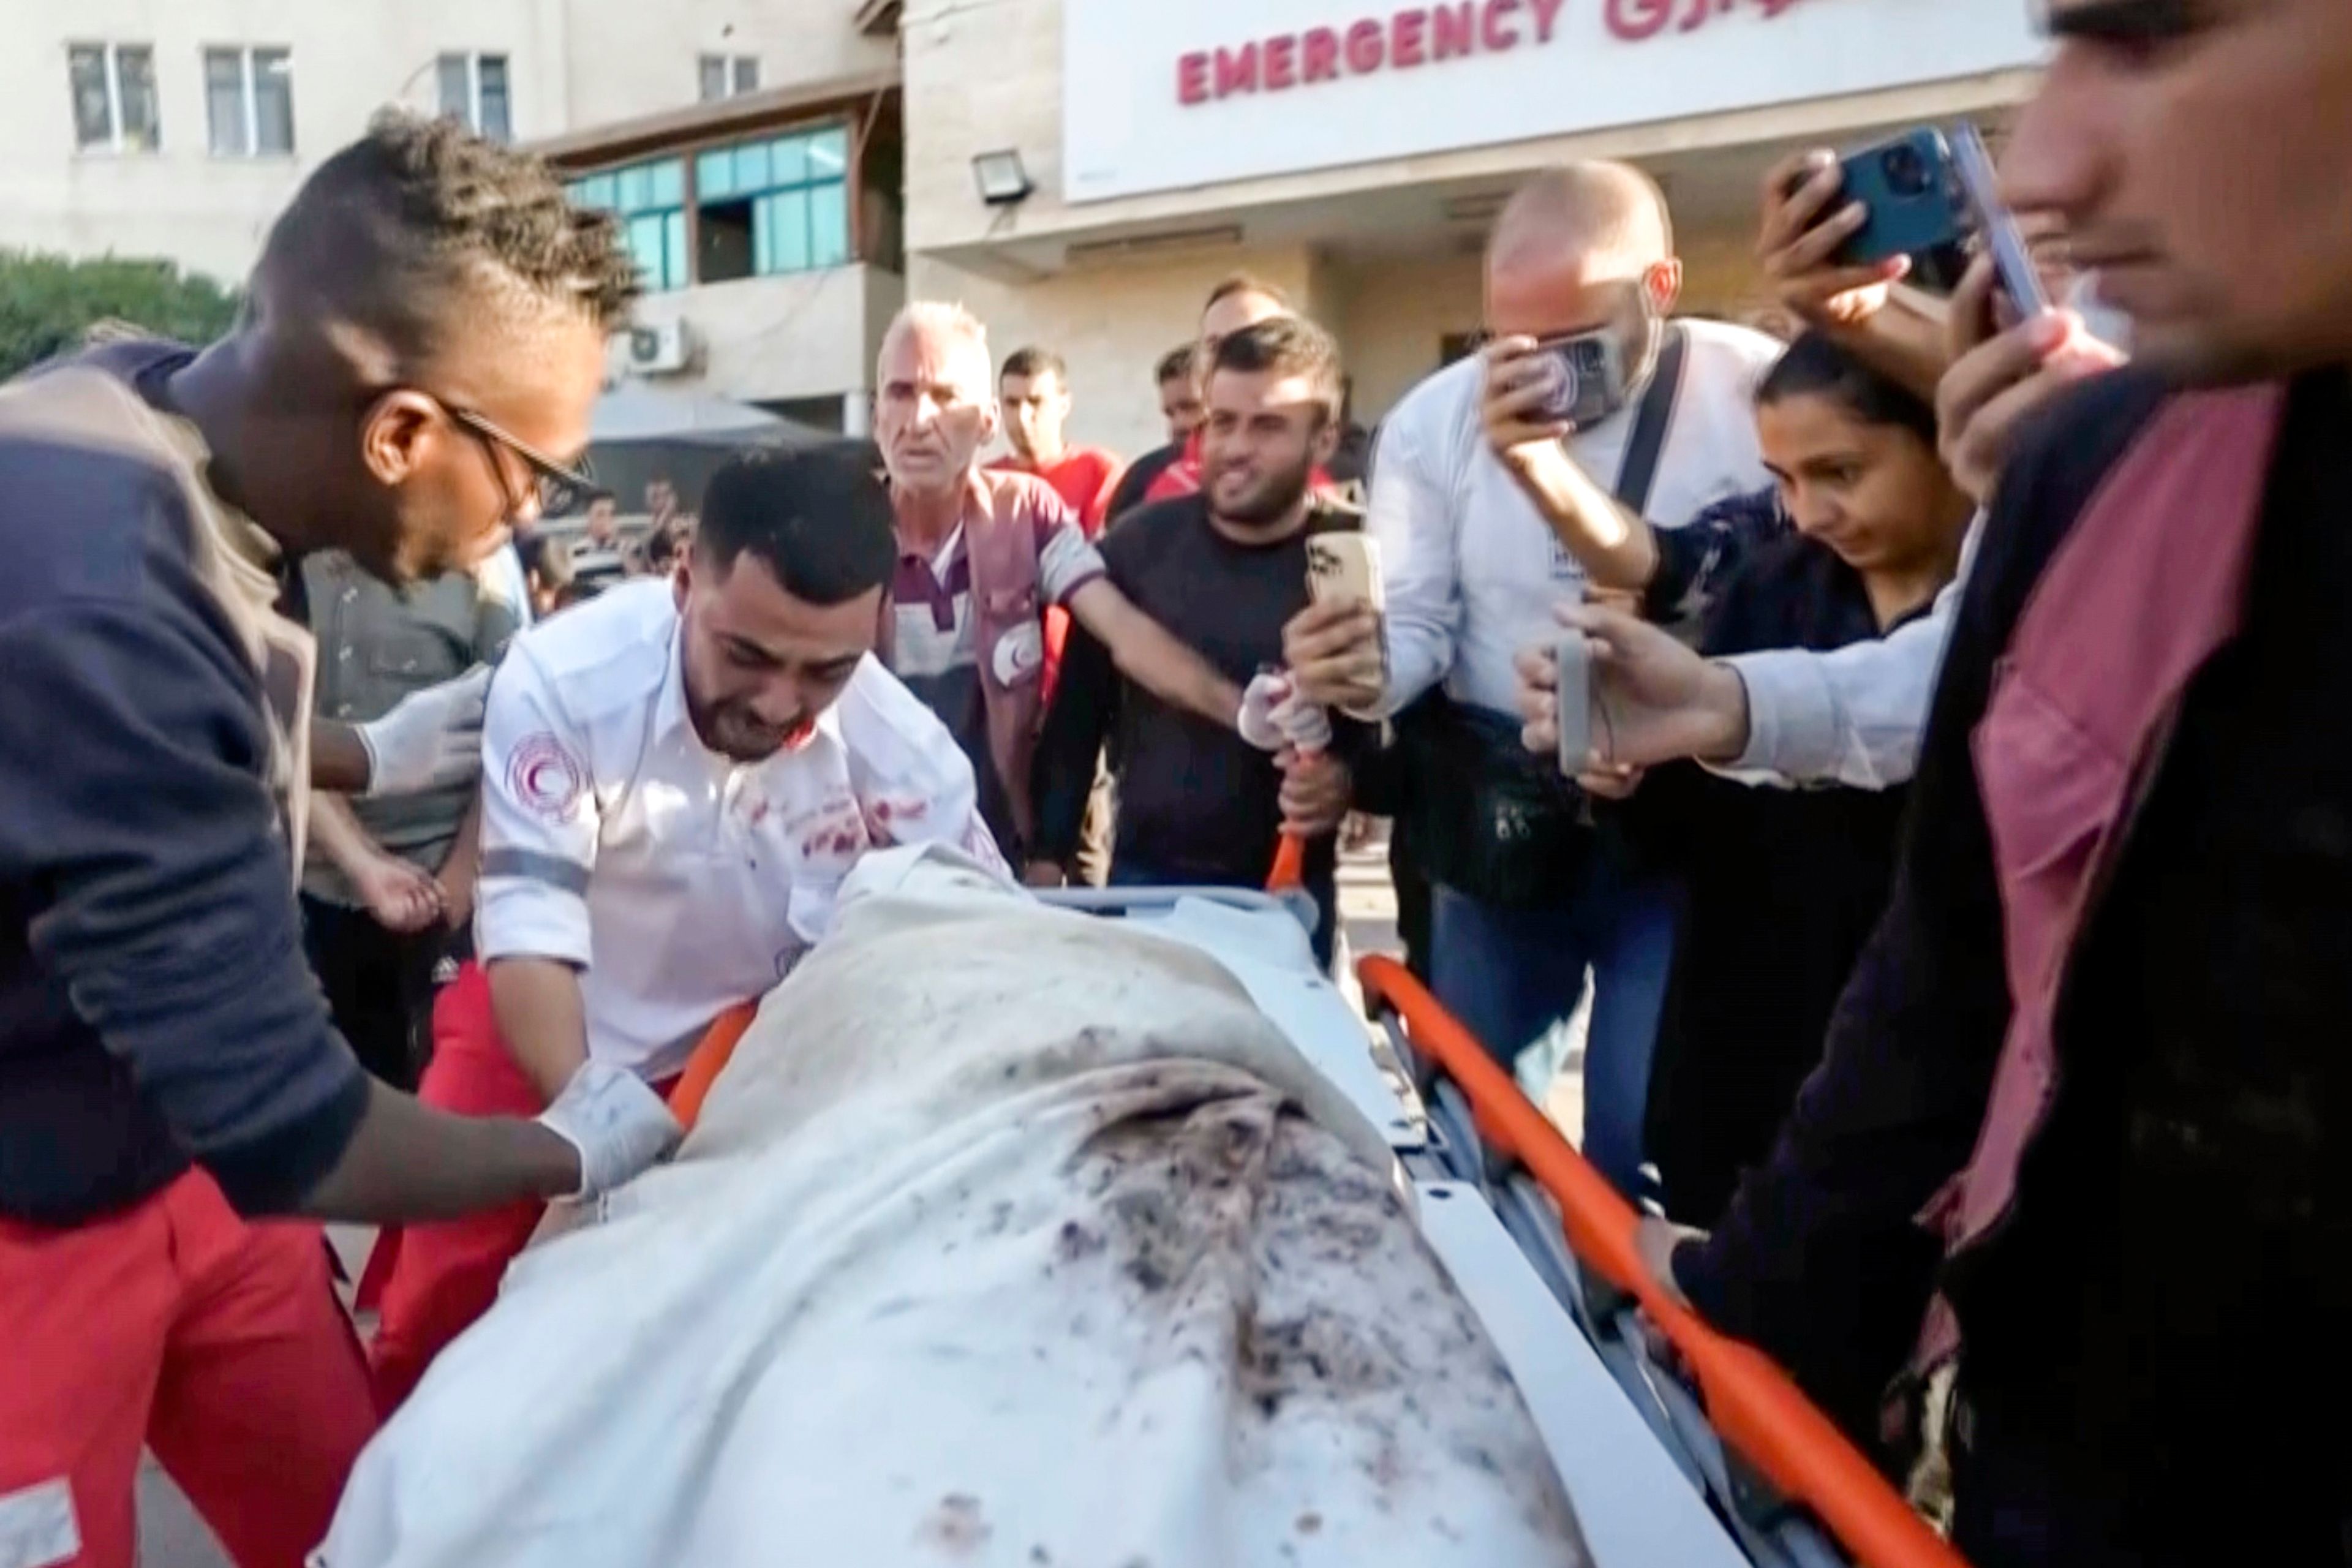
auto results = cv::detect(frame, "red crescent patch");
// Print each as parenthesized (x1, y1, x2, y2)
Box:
(506, 732, 586, 821)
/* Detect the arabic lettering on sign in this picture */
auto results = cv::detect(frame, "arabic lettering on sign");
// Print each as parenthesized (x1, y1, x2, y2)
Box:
(1605, 0, 1811, 44)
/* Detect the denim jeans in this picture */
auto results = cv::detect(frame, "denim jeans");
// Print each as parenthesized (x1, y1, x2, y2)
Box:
(1429, 855, 1682, 1202)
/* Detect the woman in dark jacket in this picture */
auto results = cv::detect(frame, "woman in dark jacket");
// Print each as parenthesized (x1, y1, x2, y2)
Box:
(1629, 334, 1975, 1227)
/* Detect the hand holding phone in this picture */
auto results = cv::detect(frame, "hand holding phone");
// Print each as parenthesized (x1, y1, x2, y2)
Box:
(1528, 330, 1629, 432)
(1950, 124, 2051, 318)
(1818, 129, 1969, 273)
(1554, 634, 1594, 778)
(1305, 532, 1387, 675)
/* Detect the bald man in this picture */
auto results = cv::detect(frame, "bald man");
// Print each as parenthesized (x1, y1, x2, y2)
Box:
(1287, 161, 1779, 1200)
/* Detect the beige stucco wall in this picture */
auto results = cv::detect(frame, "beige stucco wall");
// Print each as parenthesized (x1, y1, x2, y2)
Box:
(560, 0, 893, 125)
(0, 1, 570, 279)
(0, 0, 881, 283)
(625, 262, 904, 410)
(1321, 249, 1484, 426)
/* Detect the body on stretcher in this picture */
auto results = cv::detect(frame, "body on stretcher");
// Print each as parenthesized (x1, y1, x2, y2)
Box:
(1031, 886, 1965, 1568)
(337, 861, 1956, 1568)
(659, 878, 1956, 1568)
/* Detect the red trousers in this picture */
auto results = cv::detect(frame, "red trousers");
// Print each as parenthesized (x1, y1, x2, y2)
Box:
(0, 1172, 377, 1568)
(363, 965, 676, 1415)
(362, 963, 545, 1415)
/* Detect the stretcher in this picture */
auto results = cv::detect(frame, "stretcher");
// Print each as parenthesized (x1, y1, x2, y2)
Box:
(652, 865, 1965, 1568)
(1144, 892, 1961, 1567)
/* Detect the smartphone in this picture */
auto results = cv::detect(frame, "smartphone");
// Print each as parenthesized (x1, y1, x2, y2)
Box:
(1823, 128, 1970, 271)
(1529, 329, 1627, 430)
(1304, 532, 1389, 681)
(1555, 635, 1594, 778)
(1305, 532, 1384, 612)
(1950, 123, 2052, 318)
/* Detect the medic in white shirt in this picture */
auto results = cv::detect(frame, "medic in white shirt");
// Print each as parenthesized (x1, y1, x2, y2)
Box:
(365, 444, 1005, 1411)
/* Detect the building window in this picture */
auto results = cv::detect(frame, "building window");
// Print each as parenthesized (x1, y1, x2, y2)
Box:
(437, 53, 512, 142)
(68, 43, 159, 153)
(205, 46, 294, 157)
(568, 159, 688, 292)
(694, 125, 851, 284)
(698, 55, 760, 102)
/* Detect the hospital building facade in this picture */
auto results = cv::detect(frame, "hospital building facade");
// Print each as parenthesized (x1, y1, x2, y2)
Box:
(0, 1, 2045, 454)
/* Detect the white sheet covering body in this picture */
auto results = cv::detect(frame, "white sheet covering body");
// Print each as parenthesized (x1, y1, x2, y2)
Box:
(319, 849, 1589, 1568)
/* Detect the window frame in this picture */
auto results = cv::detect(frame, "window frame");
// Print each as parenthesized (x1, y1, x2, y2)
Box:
(696, 53, 763, 103)
(67, 42, 159, 154)
(692, 122, 853, 285)
(565, 115, 862, 295)
(204, 43, 295, 159)
(567, 157, 690, 293)
(437, 51, 512, 142)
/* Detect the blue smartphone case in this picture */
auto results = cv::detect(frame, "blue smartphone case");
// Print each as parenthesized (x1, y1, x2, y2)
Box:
(1832, 129, 1969, 269)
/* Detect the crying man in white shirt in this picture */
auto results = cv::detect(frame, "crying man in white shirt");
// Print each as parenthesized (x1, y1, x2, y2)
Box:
(366, 442, 1008, 1412)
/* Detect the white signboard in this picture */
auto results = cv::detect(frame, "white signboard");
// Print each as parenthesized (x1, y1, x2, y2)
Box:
(1063, 0, 2046, 203)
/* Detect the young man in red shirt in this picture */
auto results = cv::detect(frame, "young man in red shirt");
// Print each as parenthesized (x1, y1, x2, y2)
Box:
(989, 347, 1123, 539)
(1105, 343, 1207, 524)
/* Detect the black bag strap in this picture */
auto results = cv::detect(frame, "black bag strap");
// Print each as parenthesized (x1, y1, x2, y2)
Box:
(1612, 323, 1689, 517)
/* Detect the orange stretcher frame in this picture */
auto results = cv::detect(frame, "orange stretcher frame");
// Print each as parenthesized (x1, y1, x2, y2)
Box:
(1357, 953, 1969, 1568)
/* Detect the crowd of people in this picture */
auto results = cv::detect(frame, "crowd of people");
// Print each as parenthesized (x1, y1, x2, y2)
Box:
(3, 1, 2350, 1563)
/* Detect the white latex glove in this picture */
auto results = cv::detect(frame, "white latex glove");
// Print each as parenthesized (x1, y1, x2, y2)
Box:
(535, 1060, 683, 1199)
(1237, 671, 1332, 753)
(356, 665, 492, 799)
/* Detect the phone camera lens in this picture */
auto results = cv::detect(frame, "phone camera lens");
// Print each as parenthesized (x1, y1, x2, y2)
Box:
(1881, 144, 1932, 199)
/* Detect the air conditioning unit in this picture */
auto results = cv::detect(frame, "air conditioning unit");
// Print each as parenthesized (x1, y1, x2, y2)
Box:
(625, 322, 693, 376)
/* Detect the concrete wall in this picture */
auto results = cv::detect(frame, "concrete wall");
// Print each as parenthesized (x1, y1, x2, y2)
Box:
(561, 0, 894, 124)
(1322, 248, 1484, 426)
(0, 0, 568, 279)
(0, 0, 879, 282)
(628, 261, 903, 409)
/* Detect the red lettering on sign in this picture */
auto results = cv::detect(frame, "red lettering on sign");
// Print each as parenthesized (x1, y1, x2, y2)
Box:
(1177, 51, 1211, 104)
(1605, 0, 1810, 42)
(1480, 0, 1522, 50)
(1431, 2, 1477, 58)
(1605, 0, 1671, 38)
(1215, 40, 1261, 96)
(1264, 32, 1299, 89)
(1302, 26, 1342, 80)
(1171, 0, 1612, 106)
(1392, 7, 1429, 66)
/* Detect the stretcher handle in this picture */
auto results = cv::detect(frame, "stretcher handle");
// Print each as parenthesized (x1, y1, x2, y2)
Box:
(1267, 831, 1308, 892)
(1357, 955, 1969, 1568)
(667, 1003, 760, 1132)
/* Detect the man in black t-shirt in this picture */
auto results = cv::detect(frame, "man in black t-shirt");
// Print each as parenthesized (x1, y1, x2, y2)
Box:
(1034, 319, 1362, 962)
